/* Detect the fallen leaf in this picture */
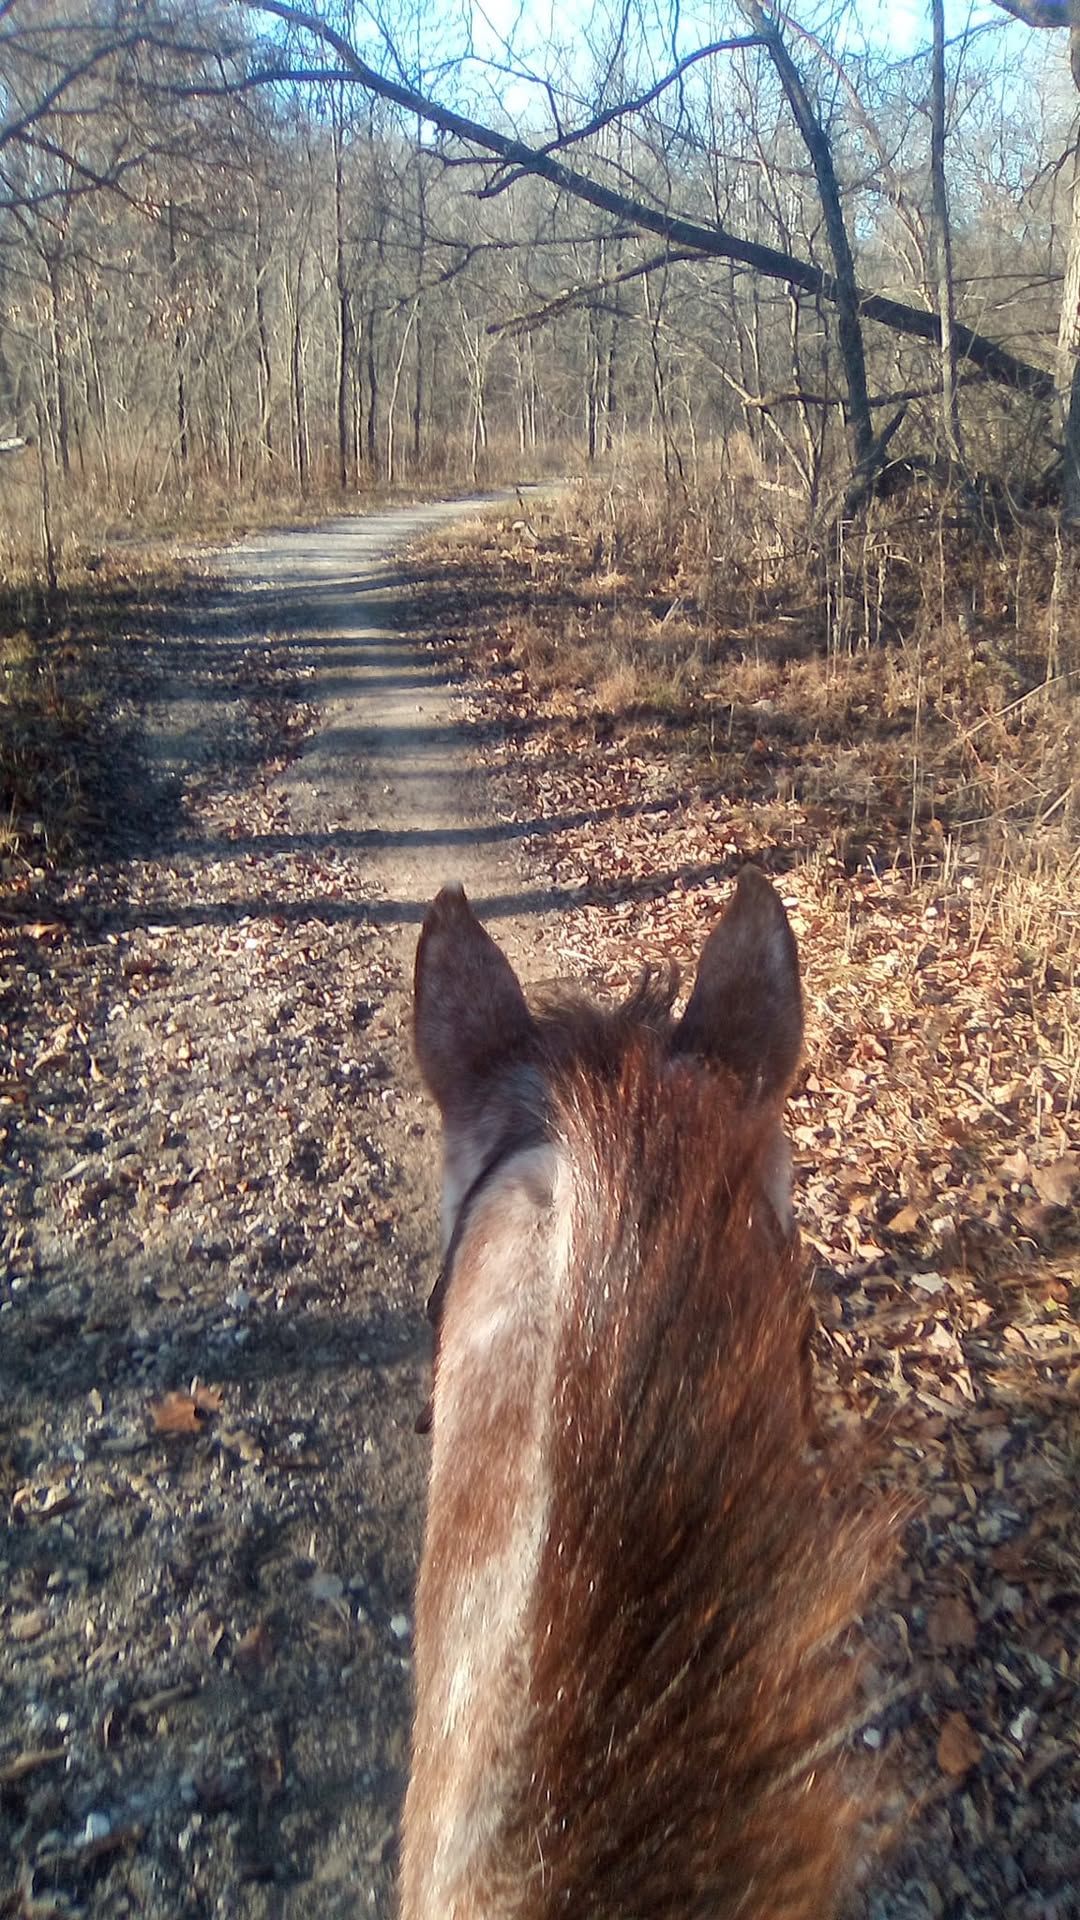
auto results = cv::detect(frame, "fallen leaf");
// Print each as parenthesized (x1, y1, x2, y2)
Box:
(151, 1390, 213, 1435)
(19, 921, 65, 940)
(1015, 1200, 1066, 1247)
(973, 1425, 1011, 1464)
(998, 1149, 1032, 1186)
(927, 1594, 978, 1652)
(11, 1481, 78, 1518)
(1033, 1153, 1079, 1208)
(937, 1710, 983, 1778)
(11, 1609, 47, 1642)
(235, 1622, 274, 1675)
(909, 1271, 947, 1296)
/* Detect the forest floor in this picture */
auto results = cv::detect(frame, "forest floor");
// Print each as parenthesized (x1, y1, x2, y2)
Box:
(1, 489, 1078, 1919)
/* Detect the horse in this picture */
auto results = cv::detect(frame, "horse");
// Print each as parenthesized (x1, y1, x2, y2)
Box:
(402, 868, 890, 1920)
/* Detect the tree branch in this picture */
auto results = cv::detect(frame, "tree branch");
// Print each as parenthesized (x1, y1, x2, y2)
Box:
(749, 370, 992, 410)
(990, 0, 1068, 25)
(488, 248, 703, 337)
(0, 30, 147, 152)
(246, 0, 1055, 401)
(535, 36, 766, 159)
(742, 2, 872, 463)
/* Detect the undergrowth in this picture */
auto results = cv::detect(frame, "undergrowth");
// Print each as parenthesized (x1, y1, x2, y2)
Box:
(426, 460, 1080, 979)
(0, 552, 192, 871)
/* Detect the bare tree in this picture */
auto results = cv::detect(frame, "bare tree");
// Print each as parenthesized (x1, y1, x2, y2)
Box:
(3, 0, 1078, 530)
(246, 0, 1055, 421)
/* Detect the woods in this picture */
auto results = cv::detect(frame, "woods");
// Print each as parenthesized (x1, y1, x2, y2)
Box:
(2, 9, 1080, 1916)
(3, 0, 1080, 546)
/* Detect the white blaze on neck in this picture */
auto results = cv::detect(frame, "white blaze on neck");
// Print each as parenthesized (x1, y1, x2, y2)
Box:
(408, 1143, 574, 1918)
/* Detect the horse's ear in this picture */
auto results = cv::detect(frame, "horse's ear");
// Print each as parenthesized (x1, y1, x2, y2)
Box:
(414, 887, 535, 1118)
(675, 867, 803, 1101)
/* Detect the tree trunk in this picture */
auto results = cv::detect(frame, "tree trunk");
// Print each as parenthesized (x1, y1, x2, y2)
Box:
(387, 299, 418, 485)
(34, 399, 58, 590)
(364, 307, 379, 471)
(586, 300, 601, 462)
(742, 3, 873, 475)
(930, 0, 964, 465)
(1059, 11, 1080, 521)
(334, 115, 354, 490)
(254, 201, 275, 465)
(465, 324, 487, 478)
(82, 283, 114, 500)
(604, 312, 620, 454)
(47, 256, 72, 478)
(291, 274, 309, 493)
(167, 203, 189, 480)
(412, 137, 427, 467)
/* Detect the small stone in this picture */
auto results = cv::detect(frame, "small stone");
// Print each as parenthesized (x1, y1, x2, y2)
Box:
(12, 1609, 47, 1643)
(389, 1613, 410, 1642)
(1009, 1706, 1038, 1748)
(82, 1810, 112, 1844)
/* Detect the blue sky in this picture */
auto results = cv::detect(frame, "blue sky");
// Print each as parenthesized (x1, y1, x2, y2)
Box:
(850, 1, 1029, 52)
(467, 1, 1038, 81)
(420, 0, 1056, 132)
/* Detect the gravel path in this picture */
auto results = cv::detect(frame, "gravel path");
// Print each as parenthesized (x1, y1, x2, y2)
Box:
(1, 500, 552, 1919)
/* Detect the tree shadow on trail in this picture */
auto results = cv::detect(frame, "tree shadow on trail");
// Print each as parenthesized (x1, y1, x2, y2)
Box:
(174, 787, 699, 860)
(50, 849, 802, 940)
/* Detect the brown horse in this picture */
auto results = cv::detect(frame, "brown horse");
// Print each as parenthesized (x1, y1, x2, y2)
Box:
(403, 869, 890, 1920)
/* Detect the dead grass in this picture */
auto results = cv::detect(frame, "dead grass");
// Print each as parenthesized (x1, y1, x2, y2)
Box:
(0, 549, 194, 871)
(0, 460, 413, 576)
(434, 471, 1079, 965)
(0, 433, 568, 583)
(0, 626, 88, 860)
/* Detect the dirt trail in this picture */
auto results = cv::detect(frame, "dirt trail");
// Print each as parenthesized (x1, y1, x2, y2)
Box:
(0, 499, 553, 1919)
(217, 504, 549, 973)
